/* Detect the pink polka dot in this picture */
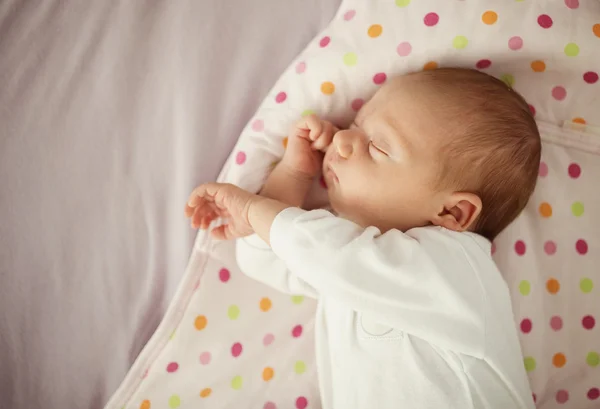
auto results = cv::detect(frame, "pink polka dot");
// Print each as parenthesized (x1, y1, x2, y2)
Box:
(538, 14, 553, 28)
(251, 119, 264, 132)
(576, 239, 588, 255)
(476, 59, 492, 69)
(351, 98, 364, 112)
(235, 151, 246, 165)
(264, 402, 277, 409)
(275, 92, 287, 104)
(582, 315, 595, 330)
(295, 62, 306, 74)
(556, 390, 569, 403)
(528, 104, 536, 116)
(544, 241, 557, 255)
(520, 318, 532, 334)
(231, 342, 243, 357)
(568, 163, 581, 178)
(423, 12, 439, 26)
(539, 161, 548, 177)
(199, 352, 212, 365)
(166, 362, 179, 373)
(552, 86, 567, 101)
(319, 36, 331, 48)
(564, 0, 579, 9)
(508, 36, 523, 50)
(584, 71, 599, 84)
(263, 333, 275, 346)
(515, 240, 526, 256)
(296, 397, 308, 409)
(292, 325, 303, 338)
(550, 316, 563, 331)
(588, 387, 600, 400)
(373, 72, 387, 85)
(343, 10, 356, 21)
(219, 268, 231, 282)
(396, 42, 412, 56)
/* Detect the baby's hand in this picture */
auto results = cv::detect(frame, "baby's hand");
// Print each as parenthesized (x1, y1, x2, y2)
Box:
(282, 114, 339, 178)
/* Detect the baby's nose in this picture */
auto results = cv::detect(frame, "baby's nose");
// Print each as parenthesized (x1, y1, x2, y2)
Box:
(337, 142, 353, 159)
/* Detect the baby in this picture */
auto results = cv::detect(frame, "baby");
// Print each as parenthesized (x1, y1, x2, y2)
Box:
(185, 68, 540, 409)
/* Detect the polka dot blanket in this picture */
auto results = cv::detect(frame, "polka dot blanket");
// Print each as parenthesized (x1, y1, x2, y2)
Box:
(105, 1, 600, 408)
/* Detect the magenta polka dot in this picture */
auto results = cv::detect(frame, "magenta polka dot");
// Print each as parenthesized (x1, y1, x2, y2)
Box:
(296, 397, 308, 409)
(373, 72, 387, 85)
(166, 362, 179, 373)
(544, 241, 557, 255)
(319, 36, 331, 47)
(292, 325, 303, 338)
(520, 318, 532, 334)
(550, 316, 563, 331)
(343, 10, 356, 21)
(564, 0, 579, 9)
(264, 402, 277, 409)
(235, 151, 246, 165)
(539, 161, 548, 177)
(556, 390, 569, 404)
(263, 333, 275, 346)
(583, 71, 599, 84)
(576, 239, 588, 255)
(251, 119, 264, 132)
(199, 352, 212, 365)
(423, 12, 439, 26)
(275, 92, 287, 104)
(508, 36, 523, 50)
(351, 98, 364, 112)
(396, 42, 412, 56)
(231, 342, 243, 357)
(588, 388, 600, 400)
(295, 62, 306, 74)
(582, 315, 595, 330)
(537, 14, 553, 28)
(568, 163, 581, 178)
(476, 59, 492, 69)
(528, 104, 536, 116)
(219, 268, 231, 282)
(552, 86, 567, 101)
(515, 240, 526, 256)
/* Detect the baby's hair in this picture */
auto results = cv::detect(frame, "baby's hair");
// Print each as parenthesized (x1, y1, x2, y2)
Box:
(414, 68, 541, 241)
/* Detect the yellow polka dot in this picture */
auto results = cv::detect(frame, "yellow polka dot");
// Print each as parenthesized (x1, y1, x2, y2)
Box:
(300, 109, 314, 117)
(262, 367, 274, 381)
(200, 388, 212, 398)
(452, 36, 468, 49)
(481, 11, 498, 25)
(547, 278, 560, 294)
(260, 297, 272, 312)
(539, 202, 552, 218)
(423, 61, 438, 71)
(501, 74, 515, 87)
(321, 81, 335, 95)
(553, 353, 566, 368)
(367, 24, 383, 38)
(343, 52, 358, 66)
(573, 117, 586, 125)
(530, 60, 546, 72)
(594, 24, 600, 38)
(282, 137, 288, 149)
(140, 400, 151, 409)
(194, 315, 207, 330)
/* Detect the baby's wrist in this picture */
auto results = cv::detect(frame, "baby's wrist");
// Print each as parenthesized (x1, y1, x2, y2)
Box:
(279, 157, 318, 180)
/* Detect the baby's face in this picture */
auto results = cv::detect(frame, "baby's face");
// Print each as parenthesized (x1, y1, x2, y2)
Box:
(322, 76, 446, 232)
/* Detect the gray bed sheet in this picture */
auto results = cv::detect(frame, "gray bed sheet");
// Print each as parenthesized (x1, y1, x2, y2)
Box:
(0, 1, 340, 408)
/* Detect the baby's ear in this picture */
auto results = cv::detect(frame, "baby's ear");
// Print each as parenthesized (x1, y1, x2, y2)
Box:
(431, 193, 482, 232)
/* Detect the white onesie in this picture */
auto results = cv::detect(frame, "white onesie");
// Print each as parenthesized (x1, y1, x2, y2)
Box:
(236, 207, 534, 409)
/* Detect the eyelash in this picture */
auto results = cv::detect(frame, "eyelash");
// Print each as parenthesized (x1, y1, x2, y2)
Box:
(369, 141, 387, 157)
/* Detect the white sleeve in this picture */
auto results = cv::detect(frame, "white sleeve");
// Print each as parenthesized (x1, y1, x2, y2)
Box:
(270, 207, 486, 357)
(235, 234, 318, 298)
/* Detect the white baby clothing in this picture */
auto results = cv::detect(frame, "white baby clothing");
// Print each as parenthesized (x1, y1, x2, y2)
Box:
(236, 207, 534, 409)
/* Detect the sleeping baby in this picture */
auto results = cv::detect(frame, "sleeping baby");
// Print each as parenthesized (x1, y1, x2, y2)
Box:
(185, 68, 540, 409)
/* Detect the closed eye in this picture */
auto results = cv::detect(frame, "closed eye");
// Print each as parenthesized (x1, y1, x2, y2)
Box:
(369, 141, 388, 156)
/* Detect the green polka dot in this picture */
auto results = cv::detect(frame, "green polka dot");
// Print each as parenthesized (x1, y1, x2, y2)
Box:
(587, 352, 600, 367)
(228, 305, 240, 320)
(572, 202, 584, 217)
(501, 74, 515, 87)
(395, 0, 411, 6)
(564, 43, 580, 57)
(524, 357, 536, 372)
(169, 330, 176, 340)
(343, 52, 357, 66)
(519, 280, 531, 296)
(291, 295, 305, 304)
(168, 395, 181, 408)
(452, 36, 468, 49)
(231, 375, 243, 390)
(301, 109, 315, 117)
(580, 278, 593, 293)
(294, 360, 306, 374)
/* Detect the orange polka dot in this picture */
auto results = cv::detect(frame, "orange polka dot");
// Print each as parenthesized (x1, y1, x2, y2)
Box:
(368, 24, 383, 38)
(547, 278, 560, 294)
(194, 315, 207, 330)
(321, 81, 335, 95)
(481, 11, 498, 25)
(282, 137, 288, 148)
(539, 202, 552, 218)
(423, 61, 438, 71)
(573, 117, 586, 125)
(594, 24, 600, 38)
(530, 60, 546, 73)
(140, 400, 151, 409)
(553, 353, 566, 368)
(260, 297, 272, 312)
(200, 388, 212, 398)
(262, 367, 274, 381)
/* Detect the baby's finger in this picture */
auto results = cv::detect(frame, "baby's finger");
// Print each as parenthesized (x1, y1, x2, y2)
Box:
(312, 123, 334, 151)
(184, 203, 196, 218)
(306, 116, 323, 141)
(210, 224, 232, 240)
